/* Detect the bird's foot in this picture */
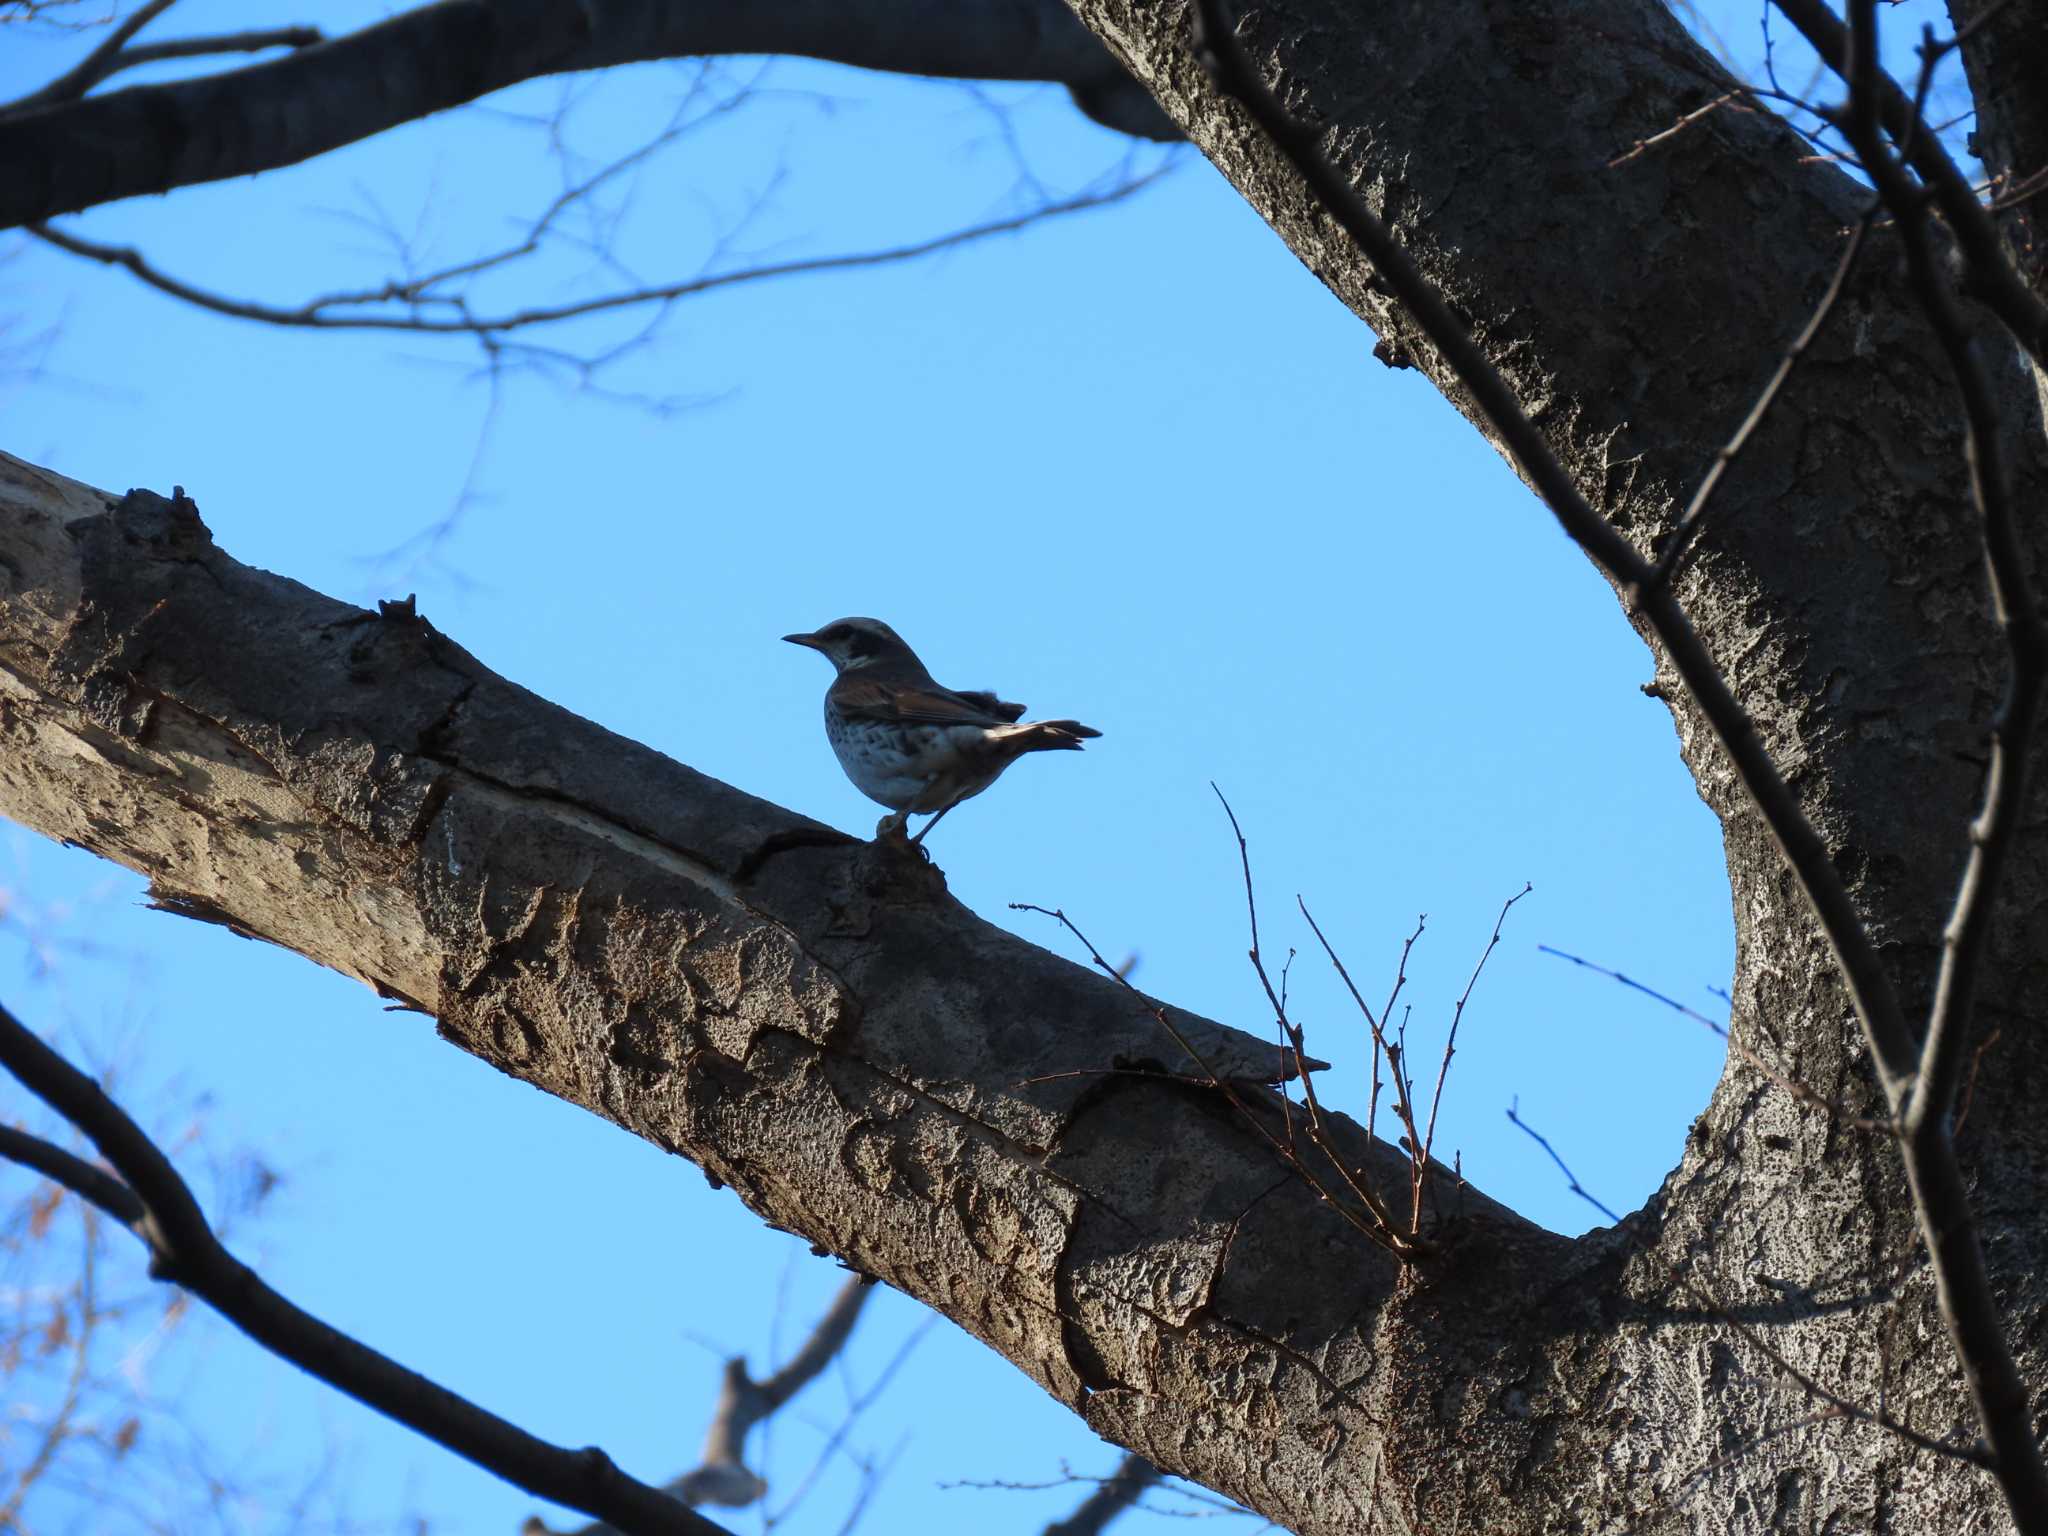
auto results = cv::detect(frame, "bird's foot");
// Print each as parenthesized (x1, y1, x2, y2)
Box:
(874, 813, 935, 863)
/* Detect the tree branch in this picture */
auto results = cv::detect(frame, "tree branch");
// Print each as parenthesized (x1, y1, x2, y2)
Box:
(4, 0, 177, 112)
(25, 167, 1169, 343)
(1769, 0, 2048, 371)
(1041, 1453, 1162, 1536)
(0, 0, 1176, 229)
(0, 454, 1567, 1533)
(0, 1001, 731, 1536)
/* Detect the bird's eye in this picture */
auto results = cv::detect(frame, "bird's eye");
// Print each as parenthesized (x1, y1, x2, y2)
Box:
(846, 630, 878, 659)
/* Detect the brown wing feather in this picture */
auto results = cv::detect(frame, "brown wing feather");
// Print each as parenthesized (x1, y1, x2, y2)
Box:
(948, 687, 1027, 722)
(831, 676, 1012, 728)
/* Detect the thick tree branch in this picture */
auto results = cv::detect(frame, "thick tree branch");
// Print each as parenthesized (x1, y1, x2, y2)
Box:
(0, 0, 1176, 229)
(0, 453, 1578, 1534)
(0, 1001, 730, 1536)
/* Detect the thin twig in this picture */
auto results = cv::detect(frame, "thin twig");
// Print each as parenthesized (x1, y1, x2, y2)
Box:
(1042, 1453, 1164, 1536)
(1009, 902, 1421, 1259)
(1418, 883, 1530, 1218)
(1210, 787, 1416, 1252)
(1770, 0, 2048, 372)
(1608, 90, 1750, 168)
(1504, 1099, 1622, 1225)
(28, 170, 1168, 340)
(1189, 0, 1920, 1105)
(1816, 7, 2048, 1525)
(1536, 944, 1889, 1131)
(1645, 204, 1877, 591)
(3, 0, 177, 111)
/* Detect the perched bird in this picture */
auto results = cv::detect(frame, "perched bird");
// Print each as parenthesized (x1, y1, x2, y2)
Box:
(783, 617, 1100, 844)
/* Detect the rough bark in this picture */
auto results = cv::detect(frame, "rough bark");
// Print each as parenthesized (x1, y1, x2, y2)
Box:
(0, 454, 1589, 1535)
(5, 1, 2048, 1533)
(1050, 0, 2048, 1531)
(0, 0, 1175, 231)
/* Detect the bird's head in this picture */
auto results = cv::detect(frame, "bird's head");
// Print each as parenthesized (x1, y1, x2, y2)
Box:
(782, 617, 912, 673)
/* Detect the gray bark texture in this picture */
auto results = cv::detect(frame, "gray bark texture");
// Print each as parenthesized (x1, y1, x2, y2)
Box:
(4, 0, 2048, 1532)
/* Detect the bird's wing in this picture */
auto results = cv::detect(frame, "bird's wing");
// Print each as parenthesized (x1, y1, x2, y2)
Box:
(946, 687, 1026, 722)
(832, 676, 1014, 729)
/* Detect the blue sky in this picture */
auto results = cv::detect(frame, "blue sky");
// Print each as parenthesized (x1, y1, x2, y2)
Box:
(0, 2, 1959, 1530)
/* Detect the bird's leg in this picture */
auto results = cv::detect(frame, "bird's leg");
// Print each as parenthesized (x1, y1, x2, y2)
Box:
(875, 810, 912, 842)
(909, 799, 962, 846)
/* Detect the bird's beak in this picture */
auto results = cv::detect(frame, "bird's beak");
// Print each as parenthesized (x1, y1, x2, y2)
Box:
(782, 632, 824, 650)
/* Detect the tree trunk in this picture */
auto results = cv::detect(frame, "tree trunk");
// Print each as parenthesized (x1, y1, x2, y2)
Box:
(1051, 0, 2048, 1529)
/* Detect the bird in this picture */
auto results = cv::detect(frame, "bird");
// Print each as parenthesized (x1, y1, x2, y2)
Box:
(783, 617, 1100, 845)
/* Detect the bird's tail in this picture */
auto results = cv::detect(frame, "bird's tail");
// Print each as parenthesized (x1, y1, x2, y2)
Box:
(990, 719, 1101, 754)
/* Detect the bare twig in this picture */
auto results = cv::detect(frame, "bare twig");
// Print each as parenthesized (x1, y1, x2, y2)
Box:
(670, 1279, 877, 1509)
(1209, 787, 1416, 1253)
(0, 1001, 729, 1536)
(27, 168, 1169, 344)
(1608, 90, 1750, 168)
(1535, 944, 1886, 1130)
(1816, 6, 2048, 1524)
(1042, 1453, 1164, 1536)
(1645, 204, 1877, 591)
(1503, 1099, 1622, 1225)
(3, 0, 176, 111)
(1189, 0, 1919, 1102)
(1770, 0, 2048, 372)
(1009, 902, 1417, 1257)
(1418, 883, 1530, 1214)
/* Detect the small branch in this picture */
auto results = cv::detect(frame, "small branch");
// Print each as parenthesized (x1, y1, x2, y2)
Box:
(3, 0, 177, 111)
(27, 169, 1169, 342)
(94, 25, 323, 76)
(673, 1277, 875, 1508)
(1644, 203, 1877, 593)
(1769, 0, 2048, 373)
(1503, 1099, 1621, 1225)
(1608, 90, 1750, 168)
(1010, 901, 1420, 1259)
(0, 1124, 145, 1228)
(1209, 786, 1415, 1254)
(1295, 898, 1432, 1234)
(0, 1001, 729, 1536)
(1818, 7, 2048, 1528)
(1042, 1454, 1163, 1536)
(1418, 883, 1530, 1204)
(1536, 944, 1886, 1130)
